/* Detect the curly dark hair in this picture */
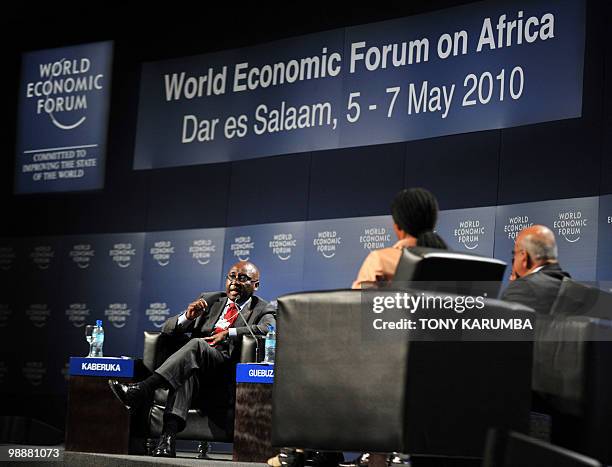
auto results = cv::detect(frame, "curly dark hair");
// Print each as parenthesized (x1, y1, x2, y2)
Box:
(391, 188, 447, 249)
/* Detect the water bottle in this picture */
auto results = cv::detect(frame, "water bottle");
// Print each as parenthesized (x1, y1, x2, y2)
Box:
(92, 320, 104, 357)
(263, 324, 275, 364)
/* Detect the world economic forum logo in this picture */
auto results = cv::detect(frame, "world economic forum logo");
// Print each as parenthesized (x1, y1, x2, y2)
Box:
(190, 239, 216, 266)
(66, 303, 90, 328)
(453, 219, 485, 250)
(104, 303, 131, 329)
(269, 233, 296, 261)
(231, 236, 254, 261)
(30, 245, 54, 270)
(23, 42, 112, 134)
(109, 243, 136, 268)
(314, 230, 341, 259)
(22, 362, 46, 387)
(150, 241, 174, 267)
(360, 227, 391, 251)
(553, 210, 588, 243)
(16, 41, 113, 194)
(69, 243, 95, 269)
(0, 246, 16, 271)
(146, 303, 171, 328)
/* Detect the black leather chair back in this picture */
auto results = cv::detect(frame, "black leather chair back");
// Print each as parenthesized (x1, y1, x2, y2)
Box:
(532, 316, 612, 464)
(393, 247, 507, 297)
(550, 278, 612, 319)
(272, 290, 533, 456)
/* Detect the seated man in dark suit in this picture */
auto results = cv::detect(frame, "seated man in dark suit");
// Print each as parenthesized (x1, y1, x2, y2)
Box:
(109, 261, 274, 457)
(501, 225, 571, 314)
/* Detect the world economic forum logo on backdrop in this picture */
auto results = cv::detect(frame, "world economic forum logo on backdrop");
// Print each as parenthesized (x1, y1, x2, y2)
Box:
(30, 245, 55, 270)
(231, 236, 254, 261)
(453, 219, 485, 250)
(69, 243, 95, 269)
(66, 303, 90, 328)
(22, 361, 46, 387)
(146, 303, 171, 328)
(0, 305, 12, 329)
(104, 303, 131, 329)
(314, 230, 342, 259)
(150, 241, 175, 267)
(0, 246, 16, 271)
(190, 239, 216, 265)
(15, 41, 113, 194)
(553, 209, 588, 243)
(109, 243, 136, 268)
(269, 233, 296, 261)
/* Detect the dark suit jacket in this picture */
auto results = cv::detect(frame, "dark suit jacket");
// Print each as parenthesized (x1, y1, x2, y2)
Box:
(501, 263, 571, 315)
(161, 292, 274, 362)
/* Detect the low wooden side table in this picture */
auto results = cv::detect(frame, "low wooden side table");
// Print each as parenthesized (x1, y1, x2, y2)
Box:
(233, 363, 276, 462)
(65, 357, 145, 455)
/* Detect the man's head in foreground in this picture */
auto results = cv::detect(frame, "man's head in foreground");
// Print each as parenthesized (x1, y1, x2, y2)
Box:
(511, 225, 558, 280)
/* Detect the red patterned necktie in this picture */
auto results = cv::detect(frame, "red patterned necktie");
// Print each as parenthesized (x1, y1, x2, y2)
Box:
(213, 302, 239, 335)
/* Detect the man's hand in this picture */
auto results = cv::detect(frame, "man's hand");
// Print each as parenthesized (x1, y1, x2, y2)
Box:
(204, 330, 229, 346)
(185, 298, 207, 320)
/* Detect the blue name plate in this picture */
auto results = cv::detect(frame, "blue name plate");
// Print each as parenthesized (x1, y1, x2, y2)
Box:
(236, 363, 274, 384)
(69, 357, 134, 377)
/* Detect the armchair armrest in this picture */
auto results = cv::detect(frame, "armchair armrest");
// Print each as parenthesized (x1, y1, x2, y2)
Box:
(144, 331, 264, 370)
(143, 331, 189, 372)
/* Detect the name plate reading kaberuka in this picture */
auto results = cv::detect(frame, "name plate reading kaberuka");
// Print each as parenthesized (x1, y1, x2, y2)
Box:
(69, 357, 134, 377)
(236, 363, 274, 384)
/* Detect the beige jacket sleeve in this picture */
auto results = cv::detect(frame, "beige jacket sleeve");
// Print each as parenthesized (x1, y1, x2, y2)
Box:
(351, 248, 402, 289)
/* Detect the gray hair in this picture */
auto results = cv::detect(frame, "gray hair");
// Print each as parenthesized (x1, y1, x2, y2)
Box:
(520, 229, 558, 261)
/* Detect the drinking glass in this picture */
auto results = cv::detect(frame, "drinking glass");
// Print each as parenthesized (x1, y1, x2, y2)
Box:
(85, 325, 95, 357)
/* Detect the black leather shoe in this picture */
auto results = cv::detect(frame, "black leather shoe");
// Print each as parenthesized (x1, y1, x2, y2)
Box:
(153, 433, 176, 458)
(339, 453, 370, 467)
(197, 441, 211, 459)
(306, 451, 344, 467)
(108, 379, 147, 411)
(387, 453, 411, 466)
(268, 448, 305, 467)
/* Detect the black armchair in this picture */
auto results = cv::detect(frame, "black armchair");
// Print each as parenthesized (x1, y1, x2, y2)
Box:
(141, 331, 263, 444)
(532, 315, 612, 464)
(271, 289, 534, 457)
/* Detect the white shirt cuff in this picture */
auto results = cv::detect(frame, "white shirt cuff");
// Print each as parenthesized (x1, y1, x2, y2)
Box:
(177, 312, 189, 327)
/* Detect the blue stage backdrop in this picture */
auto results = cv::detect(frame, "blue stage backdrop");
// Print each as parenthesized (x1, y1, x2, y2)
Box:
(47, 233, 145, 394)
(0, 238, 21, 396)
(437, 206, 496, 257)
(16, 237, 65, 395)
(494, 196, 599, 281)
(222, 222, 306, 301)
(139, 228, 226, 337)
(134, 0, 584, 169)
(7, 194, 611, 396)
(303, 215, 395, 291)
(14, 41, 114, 194)
(597, 195, 612, 285)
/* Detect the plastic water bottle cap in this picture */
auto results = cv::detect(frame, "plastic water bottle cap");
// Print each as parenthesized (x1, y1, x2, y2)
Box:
(96, 320, 102, 327)
(267, 324, 275, 332)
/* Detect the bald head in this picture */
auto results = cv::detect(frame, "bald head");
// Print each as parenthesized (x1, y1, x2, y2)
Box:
(511, 225, 558, 280)
(231, 261, 260, 281)
(516, 225, 558, 262)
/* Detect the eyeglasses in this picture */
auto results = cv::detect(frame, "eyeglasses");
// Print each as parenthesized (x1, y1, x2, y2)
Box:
(226, 273, 254, 283)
